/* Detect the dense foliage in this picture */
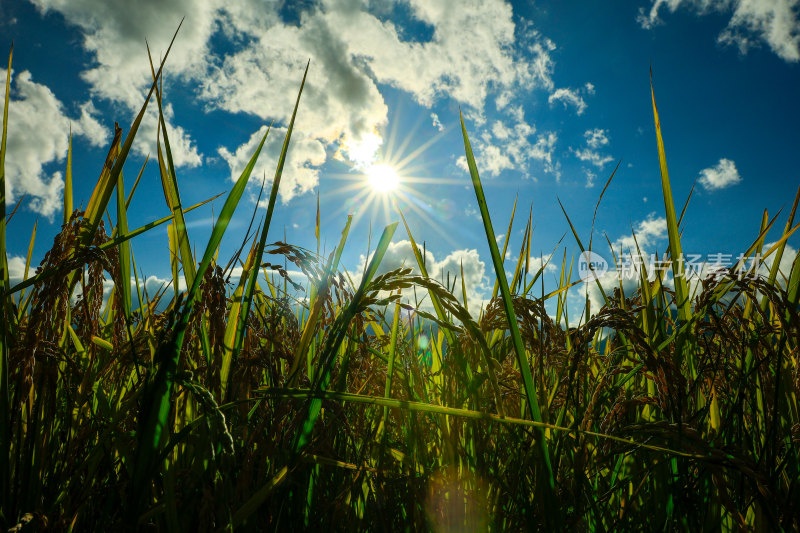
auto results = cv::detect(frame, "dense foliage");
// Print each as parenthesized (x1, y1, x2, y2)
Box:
(1, 37, 799, 531)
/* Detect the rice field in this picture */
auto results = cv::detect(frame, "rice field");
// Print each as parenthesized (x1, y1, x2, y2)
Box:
(1, 35, 799, 531)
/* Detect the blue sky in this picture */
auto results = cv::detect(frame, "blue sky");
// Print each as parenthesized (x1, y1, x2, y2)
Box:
(1, 0, 799, 317)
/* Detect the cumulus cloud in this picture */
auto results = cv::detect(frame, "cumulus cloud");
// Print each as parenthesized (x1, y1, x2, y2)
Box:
(136, 102, 203, 168)
(340, 1, 556, 109)
(7, 255, 30, 286)
(638, 0, 800, 62)
(573, 148, 613, 168)
(28, 0, 216, 167)
(0, 69, 108, 218)
(456, 114, 559, 177)
(26, 0, 569, 202)
(610, 212, 668, 256)
(29, 0, 218, 107)
(201, 12, 389, 164)
(217, 125, 326, 204)
(698, 158, 742, 190)
(207, 0, 560, 186)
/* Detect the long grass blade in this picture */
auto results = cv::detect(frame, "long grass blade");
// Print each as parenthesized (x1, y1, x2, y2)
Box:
(15, 219, 36, 320)
(64, 127, 73, 224)
(0, 42, 12, 514)
(219, 228, 259, 400)
(650, 72, 694, 375)
(225, 466, 288, 530)
(263, 388, 714, 460)
(459, 110, 556, 497)
(116, 170, 132, 319)
(149, 47, 197, 288)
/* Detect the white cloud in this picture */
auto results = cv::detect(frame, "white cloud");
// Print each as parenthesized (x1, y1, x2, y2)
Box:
(201, 14, 389, 165)
(527, 252, 557, 274)
(29, 0, 213, 167)
(573, 148, 613, 168)
(7, 255, 30, 286)
(341, 1, 556, 109)
(584, 128, 609, 149)
(547, 82, 596, 115)
(698, 158, 742, 190)
(135, 102, 203, 168)
(140, 273, 186, 295)
(217, 125, 326, 204)
(74, 101, 106, 146)
(585, 168, 597, 188)
(638, 0, 800, 62)
(431, 112, 444, 131)
(610, 212, 668, 255)
(0, 69, 108, 219)
(572, 128, 613, 169)
(206, 0, 559, 180)
(457, 114, 559, 177)
(28, 0, 566, 202)
(29, 0, 220, 107)
(548, 87, 587, 115)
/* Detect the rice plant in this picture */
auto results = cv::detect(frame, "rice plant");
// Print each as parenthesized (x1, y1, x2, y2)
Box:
(1, 35, 799, 532)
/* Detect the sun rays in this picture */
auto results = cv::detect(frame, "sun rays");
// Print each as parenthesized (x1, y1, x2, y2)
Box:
(320, 114, 470, 249)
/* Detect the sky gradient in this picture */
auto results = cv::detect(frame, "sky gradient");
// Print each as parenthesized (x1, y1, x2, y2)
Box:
(1, 0, 799, 317)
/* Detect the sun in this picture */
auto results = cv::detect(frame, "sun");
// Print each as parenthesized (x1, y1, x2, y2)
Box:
(323, 121, 462, 247)
(365, 163, 400, 193)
